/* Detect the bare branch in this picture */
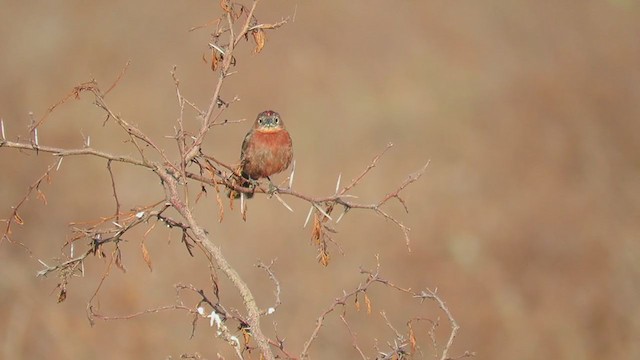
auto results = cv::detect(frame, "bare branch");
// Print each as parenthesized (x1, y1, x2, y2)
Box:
(256, 259, 282, 315)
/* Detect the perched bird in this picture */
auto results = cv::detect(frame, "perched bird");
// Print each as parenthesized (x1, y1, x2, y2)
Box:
(228, 110, 293, 198)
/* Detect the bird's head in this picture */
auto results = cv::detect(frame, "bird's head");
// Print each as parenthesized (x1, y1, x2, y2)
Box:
(254, 110, 284, 132)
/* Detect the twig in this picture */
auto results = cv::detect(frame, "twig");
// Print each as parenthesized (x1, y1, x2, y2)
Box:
(339, 315, 368, 360)
(106, 160, 121, 223)
(256, 259, 282, 314)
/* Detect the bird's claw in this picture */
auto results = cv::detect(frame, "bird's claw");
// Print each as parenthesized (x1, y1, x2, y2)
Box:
(266, 181, 278, 198)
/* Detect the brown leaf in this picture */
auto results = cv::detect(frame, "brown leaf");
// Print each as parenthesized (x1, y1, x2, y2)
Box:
(311, 213, 322, 244)
(210, 49, 220, 72)
(14, 213, 24, 225)
(114, 247, 127, 273)
(219, 0, 232, 13)
(242, 204, 247, 221)
(242, 328, 251, 345)
(408, 323, 417, 353)
(252, 29, 266, 53)
(364, 293, 372, 315)
(143, 222, 156, 238)
(57, 287, 67, 303)
(195, 185, 206, 204)
(319, 250, 330, 267)
(215, 193, 224, 222)
(141, 242, 153, 271)
(355, 294, 361, 312)
(36, 189, 48, 205)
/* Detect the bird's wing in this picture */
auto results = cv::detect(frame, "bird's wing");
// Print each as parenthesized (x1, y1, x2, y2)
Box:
(240, 129, 253, 164)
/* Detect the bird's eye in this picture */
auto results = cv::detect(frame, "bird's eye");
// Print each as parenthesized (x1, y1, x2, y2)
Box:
(273, 117, 279, 124)
(258, 118, 264, 125)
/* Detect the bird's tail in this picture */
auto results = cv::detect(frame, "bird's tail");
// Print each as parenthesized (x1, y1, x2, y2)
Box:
(227, 171, 254, 199)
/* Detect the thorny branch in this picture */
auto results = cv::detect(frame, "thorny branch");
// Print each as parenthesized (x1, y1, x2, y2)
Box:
(0, 1, 457, 359)
(299, 260, 473, 360)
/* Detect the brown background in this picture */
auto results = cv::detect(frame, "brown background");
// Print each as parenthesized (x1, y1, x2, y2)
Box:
(1, 0, 639, 359)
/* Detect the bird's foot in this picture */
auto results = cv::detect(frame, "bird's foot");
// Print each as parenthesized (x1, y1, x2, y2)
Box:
(266, 177, 278, 198)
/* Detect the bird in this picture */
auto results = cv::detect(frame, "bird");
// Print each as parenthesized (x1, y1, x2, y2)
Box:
(228, 110, 293, 199)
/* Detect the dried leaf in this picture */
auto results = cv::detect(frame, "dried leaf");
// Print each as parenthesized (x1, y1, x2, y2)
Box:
(215, 191, 224, 222)
(57, 287, 67, 303)
(143, 222, 156, 238)
(195, 185, 206, 204)
(355, 294, 360, 312)
(311, 213, 322, 244)
(252, 29, 266, 53)
(211, 50, 220, 71)
(409, 323, 417, 353)
(36, 189, 48, 205)
(14, 213, 24, 225)
(364, 293, 372, 315)
(220, 0, 232, 13)
(114, 247, 127, 273)
(141, 242, 153, 271)
(319, 249, 330, 267)
(242, 328, 251, 345)
(242, 203, 247, 221)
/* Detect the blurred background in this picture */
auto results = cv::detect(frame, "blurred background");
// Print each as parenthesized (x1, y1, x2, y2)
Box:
(1, 0, 639, 359)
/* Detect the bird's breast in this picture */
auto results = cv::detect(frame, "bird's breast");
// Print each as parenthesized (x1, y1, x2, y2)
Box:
(242, 129, 293, 179)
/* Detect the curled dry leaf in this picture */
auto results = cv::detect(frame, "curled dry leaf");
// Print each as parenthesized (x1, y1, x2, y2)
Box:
(141, 242, 153, 271)
(311, 212, 331, 266)
(252, 29, 266, 53)
(219, 0, 232, 14)
(242, 328, 251, 346)
(57, 286, 67, 303)
(36, 189, 48, 205)
(364, 292, 372, 315)
(319, 250, 330, 267)
(213, 184, 225, 223)
(210, 49, 220, 72)
(114, 247, 127, 273)
(408, 323, 417, 353)
(311, 212, 322, 244)
(195, 185, 206, 204)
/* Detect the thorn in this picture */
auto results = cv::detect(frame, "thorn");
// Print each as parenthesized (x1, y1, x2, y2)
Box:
(303, 205, 314, 228)
(273, 193, 293, 212)
(337, 194, 359, 199)
(209, 43, 226, 55)
(70, 242, 74, 257)
(34, 127, 39, 146)
(55, 157, 63, 171)
(313, 203, 333, 221)
(336, 207, 349, 224)
(335, 172, 341, 194)
(292, 3, 298, 22)
(0, 118, 5, 140)
(288, 160, 296, 189)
